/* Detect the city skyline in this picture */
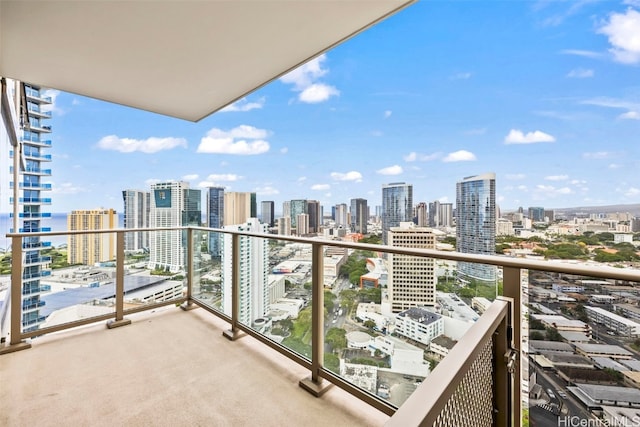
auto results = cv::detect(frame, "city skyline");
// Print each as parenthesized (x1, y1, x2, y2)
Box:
(29, 1, 640, 213)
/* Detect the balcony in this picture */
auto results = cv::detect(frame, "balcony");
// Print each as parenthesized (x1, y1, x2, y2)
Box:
(10, 197, 52, 205)
(3, 227, 637, 426)
(11, 166, 53, 176)
(25, 90, 52, 104)
(11, 182, 53, 190)
(10, 150, 52, 162)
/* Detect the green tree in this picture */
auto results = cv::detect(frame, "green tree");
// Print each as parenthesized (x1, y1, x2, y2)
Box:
(326, 327, 347, 352)
(363, 319, 376, 330)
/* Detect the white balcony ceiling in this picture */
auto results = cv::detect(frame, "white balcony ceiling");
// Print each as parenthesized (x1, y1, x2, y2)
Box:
(0, 0, 414, 122)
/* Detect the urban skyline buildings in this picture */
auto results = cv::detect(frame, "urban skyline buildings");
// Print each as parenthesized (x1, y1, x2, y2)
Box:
(148, 181, 201, 272)
(381, 182, 413, 245)
(122, 190, 150, 252)
(455, 173, 497, 283)
(350, 198, 368, 235)
(67, 209, 117, 265)
(206, 187, 225, 258)
(223, 192, 256, 227)
(261, 201, 274, 227)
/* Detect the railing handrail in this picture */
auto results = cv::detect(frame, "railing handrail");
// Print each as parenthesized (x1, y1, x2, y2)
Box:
(7, 226, 640, 282)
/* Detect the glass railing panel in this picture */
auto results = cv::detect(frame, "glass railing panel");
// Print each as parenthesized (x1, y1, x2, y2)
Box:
(262, 237, 312, 360)
(15, 232, 116, 333)
(123, 229, 183, 311)
(190, 229, 224, 315)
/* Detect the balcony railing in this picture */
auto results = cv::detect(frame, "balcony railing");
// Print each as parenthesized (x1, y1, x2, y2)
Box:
(1, 226, 639, 426)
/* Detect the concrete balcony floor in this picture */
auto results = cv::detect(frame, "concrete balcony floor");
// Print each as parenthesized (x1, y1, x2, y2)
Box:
(1, 306, 389, 426)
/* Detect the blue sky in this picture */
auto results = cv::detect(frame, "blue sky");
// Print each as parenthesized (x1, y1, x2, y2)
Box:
(44, 0, 640, 214)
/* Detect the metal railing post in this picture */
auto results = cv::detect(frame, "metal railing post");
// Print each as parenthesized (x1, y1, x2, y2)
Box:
(300, 242, 330, 396)
(107, 231, 131, 329)
(181, 228, 197, 311)
(502, 267, 522, 427)
(223, 233, 240, 340)
(0, 235, 31, 354)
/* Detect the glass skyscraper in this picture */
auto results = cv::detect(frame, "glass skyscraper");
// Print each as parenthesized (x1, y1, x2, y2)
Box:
(206, 187, 224, 258)
(381, 183, 413, 245)
(455, 173, 496, 283)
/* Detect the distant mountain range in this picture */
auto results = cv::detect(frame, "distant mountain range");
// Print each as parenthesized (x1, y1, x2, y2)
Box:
(551, 203, 640, 216)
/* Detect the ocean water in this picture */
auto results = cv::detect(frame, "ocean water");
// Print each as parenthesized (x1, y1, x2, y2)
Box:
(0, 213, 124, 249)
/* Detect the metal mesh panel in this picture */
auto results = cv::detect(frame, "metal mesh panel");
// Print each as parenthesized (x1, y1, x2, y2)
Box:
(432, 336, 495, 427)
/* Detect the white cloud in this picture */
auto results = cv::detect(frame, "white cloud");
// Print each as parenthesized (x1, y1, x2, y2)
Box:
(51, 181, 86, 195)
(206, 174, 241, 182)
(279, 54, 339, 103)
(376, 165, 403, 175)
(219, 97, 265, 112)
(311, 184, 330, 191)
(559, 49, 603, 58)
(504, 129, 556, 144)
(330, 171, 363, 182)
(384, 110, 392, 119)
(182, 174, 199, 181)
(40, 89, 62, 114)
(404, 152, 440, 162)
(370, 130, 383, 137)
(197, 125, 270, 155)
(254, 186, 280, 196)
(517, 185, 529, 192)
(280, 54, 329, 89)
(438, 196, 450, 203)
(583, 151, 612, 159)
(280, 147, 289, 154)
(145, 178, 162, 186)
(443, 150, 477, 162)
(545, 175, 568, 181)
(619, 111, 640, 120)
(533, 184, 573, 198)
(97, 135, 187, 153)
(609, 163, 622, 169)
(567, 68, 594, 78)
(450, 72, 472, 80)
(506, 173, 526, 180)
(299, 83, 340, 103)
(598, 9, 640, 64)
(625, 187, 640, 197)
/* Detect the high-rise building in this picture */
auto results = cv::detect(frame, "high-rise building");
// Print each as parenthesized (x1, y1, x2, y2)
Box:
(224, 192, 256, 226)
(122, 190, 150, 251)
(381, 182, 413, 245)
(439, 203, 453, 227)
(456, 173, 496, 283)
(416, 202, 428, 227)
(261, 200, 274, 227)
(282, 201, 291, 223)
(307, 200, 321, 234)
(221, 218, 269, 325)
(428, 201, 440, 227)
(528, 207, 544, 222)
(277, 216, 291, 236)
(290, 199, 307, 228)
(350, 198, 368, 234)
(335, 203, 348, 228)
(206, 187, 224, 257)
(1, 80, 53, 332)
(67, 209, 117, 265)
(296, 213, 309, 236)
(148, 181, 201, 272)
(388, 222, 436, 313)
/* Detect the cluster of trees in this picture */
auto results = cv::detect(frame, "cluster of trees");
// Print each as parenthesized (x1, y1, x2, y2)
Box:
(339, 250, 373, 285)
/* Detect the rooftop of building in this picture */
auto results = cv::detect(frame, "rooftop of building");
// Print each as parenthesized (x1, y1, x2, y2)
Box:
(397, 307, 441, 326)
(574, 343, 633, 357)
(430, 335, 457, 350)
(529, 340, 575, 353)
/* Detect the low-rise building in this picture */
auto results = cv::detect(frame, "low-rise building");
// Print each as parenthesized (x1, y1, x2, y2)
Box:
(532, 314, 592, 337)
(395, 307, 444, 346)
(574, 343, 633, 360)
(429, 335, 457, 358)
(585, 306, 640, 337)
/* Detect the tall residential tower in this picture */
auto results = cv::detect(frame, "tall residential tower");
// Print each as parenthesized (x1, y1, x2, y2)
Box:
(122, 190, 150, 251)
(381, 182, 413, 245)
(456, 173, 496, 283)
